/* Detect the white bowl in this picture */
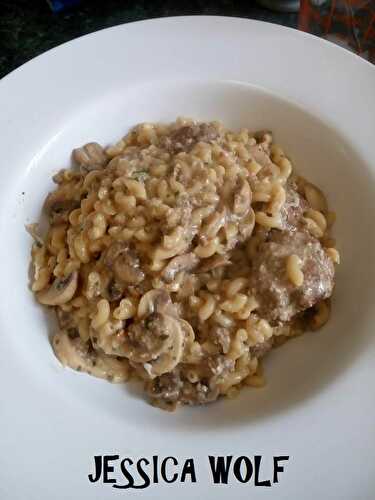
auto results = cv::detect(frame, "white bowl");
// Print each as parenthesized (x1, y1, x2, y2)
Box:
(0, 16, 374, 500)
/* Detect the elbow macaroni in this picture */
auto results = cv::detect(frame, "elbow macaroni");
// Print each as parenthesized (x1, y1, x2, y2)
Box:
(29, 118, 338, 410)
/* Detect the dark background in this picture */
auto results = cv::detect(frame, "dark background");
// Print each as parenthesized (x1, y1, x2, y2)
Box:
(0, 0, 298, 79)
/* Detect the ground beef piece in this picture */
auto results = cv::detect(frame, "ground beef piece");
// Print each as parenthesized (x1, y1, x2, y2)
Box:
(146, 370, 219, 409)
(280, 182, 309, 231)
(249, 338, 274, 359)
(146, 370, 183, 405)
(164, 123, 220, 153)
(126, 313, 171, 363)
(249, 230, 335, 323)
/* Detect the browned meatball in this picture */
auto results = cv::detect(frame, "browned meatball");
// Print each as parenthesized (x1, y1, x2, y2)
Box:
(250, 230, 334, 323)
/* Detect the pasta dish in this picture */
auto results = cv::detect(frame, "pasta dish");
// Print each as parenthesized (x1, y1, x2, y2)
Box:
(28, 118, 339, 410)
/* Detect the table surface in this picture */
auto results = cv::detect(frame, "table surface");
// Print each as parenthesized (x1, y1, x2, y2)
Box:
(0, 0, 298, 79)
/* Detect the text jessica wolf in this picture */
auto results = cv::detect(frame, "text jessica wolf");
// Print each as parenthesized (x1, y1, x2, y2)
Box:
(89, 454, 289, 489)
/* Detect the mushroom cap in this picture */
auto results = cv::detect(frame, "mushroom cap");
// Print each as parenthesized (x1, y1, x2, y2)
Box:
(178, 319, 195, 345)
(72, 142, 108, 170)
(137, 289, 173, 318)
(146, 320, 184, 377)
(53, 331, 129, 383)
(36, 272, 78, 306)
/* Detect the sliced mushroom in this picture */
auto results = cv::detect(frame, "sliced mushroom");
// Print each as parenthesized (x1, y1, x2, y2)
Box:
(137, 289, 173, 318)
(178, 319, 195, 345)
(161, 253, 199, 283)
(53, 331, 129, 382)
(44, 191, 80, 225)
(36, 271, 78, 306)
(73, 142, 108, 170)
(145, 318, 194, 377)
(146, 320, 184, 377)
